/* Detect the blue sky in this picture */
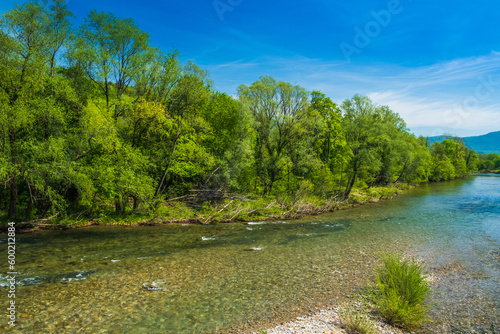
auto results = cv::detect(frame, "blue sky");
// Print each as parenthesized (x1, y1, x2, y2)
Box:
(2, 0, 500, 137)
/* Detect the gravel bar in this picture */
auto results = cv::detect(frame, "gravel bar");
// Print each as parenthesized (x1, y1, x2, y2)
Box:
(255, 306, 410, 334)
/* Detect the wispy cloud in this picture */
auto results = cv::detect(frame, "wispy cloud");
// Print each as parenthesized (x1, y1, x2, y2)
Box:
(205, 52, 500, 137)
(365, 53, 500, 136)
(211, 59, 260, 69)
(368, 90, 500, 137)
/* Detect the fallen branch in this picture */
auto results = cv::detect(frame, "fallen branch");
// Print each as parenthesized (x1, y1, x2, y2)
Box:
(230, 206, 256, 221)
(164, 194, 195, 202)
(18, 214, 59, 227)
(203, 200, 234, 224)
(265, 200, 276, 210)
(204, 166, 220, 186)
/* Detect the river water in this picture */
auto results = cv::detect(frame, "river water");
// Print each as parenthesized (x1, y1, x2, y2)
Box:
(1, 175, 499, 333)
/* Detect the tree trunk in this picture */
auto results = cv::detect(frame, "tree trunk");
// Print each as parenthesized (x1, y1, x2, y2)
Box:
(133, 196, 139, 211)
(50, 53, 56, 96)
(8, 176, 18, 220)
(8, 128, 18, 220)
(45, 119, 49, 140)
(155, 125, 182, 197)
(104, 76, 110, 113)
(395, 161, 408, 183)
(26, 195, 34, 220)
(344, 173, 356, 199)
(344, 161, 358, 199)
(122, 195, 128, 213)
(115, 195, 121, 214)
(338, 161, 344, 194)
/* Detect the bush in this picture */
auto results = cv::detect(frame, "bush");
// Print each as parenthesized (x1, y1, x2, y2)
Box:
(339, 306, 377, 334)
(369, 253, 431, 330)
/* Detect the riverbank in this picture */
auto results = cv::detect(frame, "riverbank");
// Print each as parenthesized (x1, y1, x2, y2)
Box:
(475, 170, 500, 174)
(254, 304, 408, 334)
(2, 183, 414, 232)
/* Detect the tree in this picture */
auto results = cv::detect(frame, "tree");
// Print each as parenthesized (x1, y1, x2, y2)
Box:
(340, 95, 383, 198)
(429, 141, 456, 181)
(69, 10, 150, 117)
(0, 1, 58, 219)
(494, 159, 500, 169)
(395, 135, 432, 183)
(465, 149, 479, 172)
(239, 76, 309, 195)
(309, 91, 346, 169)
(443, 139, 468, 178)
(0, 0, 484, 221)
(46, 0, 73, 93)
(200, 92, 254, 192)
(153, 61, 212, 197)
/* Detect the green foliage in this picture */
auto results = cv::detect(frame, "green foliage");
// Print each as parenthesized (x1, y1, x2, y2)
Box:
(0, 0, 480, 222)
(428, 139, 472, 181)
(369, 253, 431, 330)
(340, 95, 414, 197)
(238, 76, 310, 195)
(339, 305, 377, 334)
(477, 153, 500, 172)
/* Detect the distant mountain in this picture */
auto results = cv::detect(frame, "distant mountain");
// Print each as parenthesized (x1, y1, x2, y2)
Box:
(427, 131, 500, 154)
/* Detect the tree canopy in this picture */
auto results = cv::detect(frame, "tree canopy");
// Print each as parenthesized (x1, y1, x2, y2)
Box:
(0, 1, 478, 221)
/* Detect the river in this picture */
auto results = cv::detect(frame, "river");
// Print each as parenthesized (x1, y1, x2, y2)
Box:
(1, 175, 499, 333)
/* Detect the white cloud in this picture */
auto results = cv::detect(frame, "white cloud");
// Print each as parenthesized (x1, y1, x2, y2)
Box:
(204, 52, 500, 137)
(368, 90, 500, 136)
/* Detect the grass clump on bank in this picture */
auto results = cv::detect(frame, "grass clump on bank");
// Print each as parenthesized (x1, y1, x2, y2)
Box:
(368, 253, 431, 330)
(339, 304, 377, 334)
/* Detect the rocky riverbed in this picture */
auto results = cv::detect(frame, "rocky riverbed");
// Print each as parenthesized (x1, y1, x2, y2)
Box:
(255, 305, 408, 334)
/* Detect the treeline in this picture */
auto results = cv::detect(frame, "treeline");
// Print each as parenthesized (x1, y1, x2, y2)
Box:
(0, 1, 478, 221)
(477, 153, 500, 172)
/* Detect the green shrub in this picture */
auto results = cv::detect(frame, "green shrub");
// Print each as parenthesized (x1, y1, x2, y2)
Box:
(339, 306, 377, 334)
(369, 253, 431, 330)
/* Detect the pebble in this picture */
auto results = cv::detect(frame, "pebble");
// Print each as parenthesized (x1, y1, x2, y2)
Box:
(256, 306, 408, 334)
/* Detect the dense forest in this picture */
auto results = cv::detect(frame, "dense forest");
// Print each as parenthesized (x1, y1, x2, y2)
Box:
(477, 153, 500, 172)
(0, 0, 479, 222)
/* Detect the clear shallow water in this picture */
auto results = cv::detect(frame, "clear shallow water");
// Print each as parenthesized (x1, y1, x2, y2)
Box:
(0, 176, 499, 333)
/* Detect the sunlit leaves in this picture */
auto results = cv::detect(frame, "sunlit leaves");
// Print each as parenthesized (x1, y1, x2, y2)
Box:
(69, 10, 150, 116)
(0, 1, 480, 220)
(81, 100, 117, 153)
(238, 76, 309, 194)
